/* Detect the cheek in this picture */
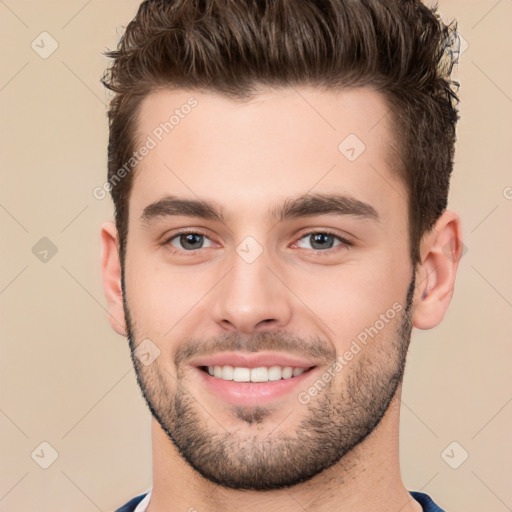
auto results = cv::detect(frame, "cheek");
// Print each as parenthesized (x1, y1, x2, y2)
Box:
(123, 253, 217, 345)
(123, 255, 173, 334)
(288, 251, 411, 347)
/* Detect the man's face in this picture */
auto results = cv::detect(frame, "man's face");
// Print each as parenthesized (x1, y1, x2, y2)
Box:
(122, 86, 415, 490)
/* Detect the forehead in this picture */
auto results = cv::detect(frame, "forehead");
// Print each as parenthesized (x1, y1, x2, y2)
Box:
(129, 86, 406, 224)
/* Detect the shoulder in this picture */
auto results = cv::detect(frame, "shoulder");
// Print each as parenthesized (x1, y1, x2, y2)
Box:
(113, 491, 149, 512)
(410, 491, 447, 512)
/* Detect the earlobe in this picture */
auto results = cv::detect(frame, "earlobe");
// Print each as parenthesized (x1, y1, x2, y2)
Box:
(412, 210, 463, 330)
(100, 221, 127, 336)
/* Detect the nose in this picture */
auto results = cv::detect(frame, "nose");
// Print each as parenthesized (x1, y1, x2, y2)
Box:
(211, 244, 293, 334)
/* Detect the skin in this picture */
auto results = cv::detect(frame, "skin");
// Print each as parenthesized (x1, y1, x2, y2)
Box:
(101, 86, 462, 512)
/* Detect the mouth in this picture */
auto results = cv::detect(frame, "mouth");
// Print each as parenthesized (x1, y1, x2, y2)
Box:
(190, 352, 321, 406)
(198, 364, 315, 382)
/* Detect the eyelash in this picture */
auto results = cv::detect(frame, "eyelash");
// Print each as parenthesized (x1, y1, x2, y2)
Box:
(162, 229, 353, 255)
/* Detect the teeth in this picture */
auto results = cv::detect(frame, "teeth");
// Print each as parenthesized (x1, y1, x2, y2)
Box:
(268, 366, 282, 381)
(250, 367, 268, 382)
(206, 365, 309, 382)
(233, 367, 251, 382)
(282, 367, 293, 379)
(222, 365, 234, 380)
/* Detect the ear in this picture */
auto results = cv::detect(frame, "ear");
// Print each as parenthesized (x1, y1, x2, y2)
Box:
(412, 210, 463, 330)
(100, 221, 127, 336)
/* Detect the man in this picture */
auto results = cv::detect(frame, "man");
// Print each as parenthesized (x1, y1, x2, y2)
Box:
(100, 1, 463, 510)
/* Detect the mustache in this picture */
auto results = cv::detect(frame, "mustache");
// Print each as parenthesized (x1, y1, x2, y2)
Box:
(173, 331, 335, 370)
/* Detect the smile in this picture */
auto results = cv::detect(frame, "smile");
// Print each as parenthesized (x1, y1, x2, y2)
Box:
(201, 365, 312, 382)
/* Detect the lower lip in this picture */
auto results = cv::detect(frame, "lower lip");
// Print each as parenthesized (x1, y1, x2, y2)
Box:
(194, 366, 319, 406)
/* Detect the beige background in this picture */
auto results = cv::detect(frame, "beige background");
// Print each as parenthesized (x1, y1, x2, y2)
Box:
(1, 1, 511, 511)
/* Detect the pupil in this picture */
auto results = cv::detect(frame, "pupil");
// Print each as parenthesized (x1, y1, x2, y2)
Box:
(311, 233, 332, 250)
(181, 233, 203, 250)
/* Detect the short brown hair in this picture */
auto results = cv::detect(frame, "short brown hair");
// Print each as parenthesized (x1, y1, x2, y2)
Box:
(101, 0, 460, 267)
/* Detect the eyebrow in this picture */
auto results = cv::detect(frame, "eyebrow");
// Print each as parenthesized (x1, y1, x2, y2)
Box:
(140, 193, 379, 225)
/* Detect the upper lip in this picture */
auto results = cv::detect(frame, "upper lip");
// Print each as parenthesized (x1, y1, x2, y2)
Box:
(190, 352, 320, 369)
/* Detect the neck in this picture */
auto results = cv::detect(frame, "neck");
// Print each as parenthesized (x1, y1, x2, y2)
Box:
(147, 385, 422, 512)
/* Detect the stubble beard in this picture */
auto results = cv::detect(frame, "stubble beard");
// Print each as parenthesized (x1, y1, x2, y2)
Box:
(122, 272, 415, 490)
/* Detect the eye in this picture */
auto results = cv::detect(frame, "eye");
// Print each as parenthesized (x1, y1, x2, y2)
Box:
(165, 231, 214, 252)
(162, 229, 352, 255)
(295, 231, 352, 251)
